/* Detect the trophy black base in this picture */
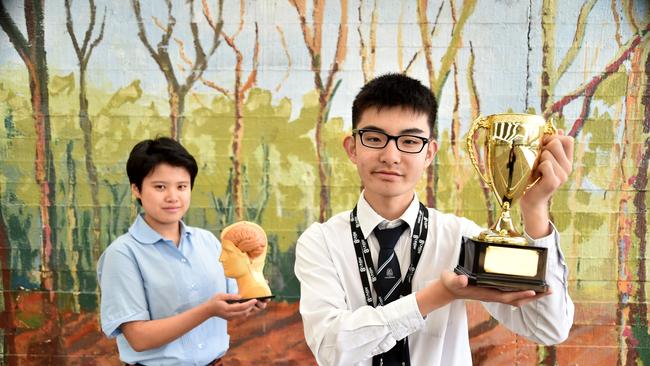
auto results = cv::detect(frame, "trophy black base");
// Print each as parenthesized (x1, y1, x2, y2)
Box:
(455, 236, 548, 293)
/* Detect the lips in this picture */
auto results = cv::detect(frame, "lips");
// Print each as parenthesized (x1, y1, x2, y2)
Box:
(374, 170, 402, 178)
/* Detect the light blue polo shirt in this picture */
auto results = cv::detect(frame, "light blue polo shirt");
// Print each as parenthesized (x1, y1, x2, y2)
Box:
(97, 214, 237, 365)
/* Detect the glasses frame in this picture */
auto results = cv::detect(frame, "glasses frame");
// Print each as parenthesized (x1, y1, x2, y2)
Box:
(352, 128, 430, 154)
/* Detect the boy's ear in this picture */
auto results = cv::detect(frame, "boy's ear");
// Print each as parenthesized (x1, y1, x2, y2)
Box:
(343, 135, 357, 163)
(424, 139, 438, 167)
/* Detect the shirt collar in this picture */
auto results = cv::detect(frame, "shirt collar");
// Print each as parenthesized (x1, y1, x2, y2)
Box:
(128, 213, 193, 245)
(356, 191, 421, 239)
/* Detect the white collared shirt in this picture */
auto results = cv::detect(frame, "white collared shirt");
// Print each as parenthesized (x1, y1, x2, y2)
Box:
(294, 193, 574, 366)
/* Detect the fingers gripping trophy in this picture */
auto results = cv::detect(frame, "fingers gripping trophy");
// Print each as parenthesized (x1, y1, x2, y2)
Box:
(455, 113, 557, 292)
(220, 221, 274, 301)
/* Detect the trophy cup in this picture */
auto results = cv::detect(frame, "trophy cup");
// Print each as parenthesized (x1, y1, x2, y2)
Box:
(220, 221, 274, 301)
(454, 113, 557, 292)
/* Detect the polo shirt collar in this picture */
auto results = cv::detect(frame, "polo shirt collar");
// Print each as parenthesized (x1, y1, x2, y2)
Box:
(128, 213, 193, 244)
(356, 191, 421, 239)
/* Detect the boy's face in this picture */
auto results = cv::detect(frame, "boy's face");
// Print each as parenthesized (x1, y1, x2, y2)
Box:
(132, 163, 192, 235)
(343, 106, 437, 205)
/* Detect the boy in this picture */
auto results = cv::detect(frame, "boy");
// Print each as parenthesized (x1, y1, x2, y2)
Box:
(294, 74, 574, 365)
(98, 137, 266, 365)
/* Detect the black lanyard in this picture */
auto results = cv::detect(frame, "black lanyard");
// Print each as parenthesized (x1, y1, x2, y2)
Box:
(350, 202, 428, 366)
(350, 202, 429, 307)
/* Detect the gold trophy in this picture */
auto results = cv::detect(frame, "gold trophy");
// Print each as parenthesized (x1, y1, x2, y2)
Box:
(454, 113, 556, 292)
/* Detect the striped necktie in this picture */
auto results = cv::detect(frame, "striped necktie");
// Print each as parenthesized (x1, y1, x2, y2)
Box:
(374, 223, 407, 304)
(373, 222, 408, 365)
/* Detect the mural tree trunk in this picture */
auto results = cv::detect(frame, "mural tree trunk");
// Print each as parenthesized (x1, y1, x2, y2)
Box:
(201, 0, 260, 221)
(630, 50, 650, 366)
(465, 42, 495, 227)
(417, 0, 476, 207)
(132, 0, 223, 141)
(289, 0, 349, 222)
(0, 0, 61, 361)
(65, 0, 106, 304)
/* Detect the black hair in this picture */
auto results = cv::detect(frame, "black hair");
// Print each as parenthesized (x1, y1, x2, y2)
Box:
(126, 137, 198, 204)
(351, 73, 437, 136)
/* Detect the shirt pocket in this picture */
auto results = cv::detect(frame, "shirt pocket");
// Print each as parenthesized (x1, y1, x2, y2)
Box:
(414, 280, 450, 337)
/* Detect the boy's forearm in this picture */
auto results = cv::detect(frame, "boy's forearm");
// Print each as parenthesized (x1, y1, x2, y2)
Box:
(415, 280, 455, 315)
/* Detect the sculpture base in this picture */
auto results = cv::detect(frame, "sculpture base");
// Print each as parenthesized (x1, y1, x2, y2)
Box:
(227, 295, 275, 303)
(454, 236, 548, 293)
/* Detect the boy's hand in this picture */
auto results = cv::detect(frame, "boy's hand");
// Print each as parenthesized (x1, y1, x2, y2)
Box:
(439, 271, 549, 307)
(520, 132, 574, 238)
(209, 293, 258, 319)
(521, 132, 574, 209)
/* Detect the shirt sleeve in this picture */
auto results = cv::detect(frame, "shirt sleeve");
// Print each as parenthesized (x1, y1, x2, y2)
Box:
(97, 244, 151, 338)
(294, 223, 426, 366)
(482, 224, 575, 345)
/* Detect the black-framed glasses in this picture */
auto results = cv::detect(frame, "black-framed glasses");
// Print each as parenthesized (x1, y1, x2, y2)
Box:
(352, 129, 430, 153)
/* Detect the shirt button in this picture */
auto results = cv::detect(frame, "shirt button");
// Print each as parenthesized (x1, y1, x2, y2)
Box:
(181, 258, 187, 263)
(197, 343, 204, 349)
(191, 283, 197, 289)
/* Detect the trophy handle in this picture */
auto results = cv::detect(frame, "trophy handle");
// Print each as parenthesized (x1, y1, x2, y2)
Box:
(525, 117, 558, 190)
(465, 115, 492, 187)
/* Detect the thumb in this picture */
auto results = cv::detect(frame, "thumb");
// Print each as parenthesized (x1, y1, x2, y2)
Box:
(454, 274, 469, 289)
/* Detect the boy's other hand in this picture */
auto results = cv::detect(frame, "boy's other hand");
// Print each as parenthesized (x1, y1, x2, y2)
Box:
(440, 270, 550, 307)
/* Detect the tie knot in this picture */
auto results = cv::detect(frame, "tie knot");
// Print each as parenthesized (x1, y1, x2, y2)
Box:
(374, 222, 407, 250)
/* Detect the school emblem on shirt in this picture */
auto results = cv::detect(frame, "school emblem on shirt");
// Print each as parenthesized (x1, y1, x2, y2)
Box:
(385, 268, 395, 279)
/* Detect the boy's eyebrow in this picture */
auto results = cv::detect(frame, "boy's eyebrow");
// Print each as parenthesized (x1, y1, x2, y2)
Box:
(360, 124, 427, 135)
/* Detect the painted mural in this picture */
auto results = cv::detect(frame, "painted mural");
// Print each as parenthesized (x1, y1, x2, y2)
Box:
(0, 0, 649, 364)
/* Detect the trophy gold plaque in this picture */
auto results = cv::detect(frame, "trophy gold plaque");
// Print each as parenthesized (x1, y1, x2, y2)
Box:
(454, 113, 556, 293)
(220, 221, 274, 301)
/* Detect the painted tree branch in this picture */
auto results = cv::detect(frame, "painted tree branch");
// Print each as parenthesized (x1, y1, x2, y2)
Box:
(274, 25, 292, 92)
(555, 0, 597, 80)
(404, 1, 443, 75)
(132, 0, 223, 140)
(358, 0, 378, 83)
(541, 0, 597, 112)
(545, 22, 650, 136)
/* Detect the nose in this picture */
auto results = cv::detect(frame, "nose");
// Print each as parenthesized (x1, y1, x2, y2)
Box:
(165, 188, 179, 202)
(379, 138, 401, 164)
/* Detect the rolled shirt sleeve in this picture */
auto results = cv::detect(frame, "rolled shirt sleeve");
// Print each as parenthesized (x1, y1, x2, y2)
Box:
(97, 240, 150, 338)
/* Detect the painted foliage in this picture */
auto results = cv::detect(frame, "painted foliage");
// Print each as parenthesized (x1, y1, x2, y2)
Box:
(0, 0, 649, 364)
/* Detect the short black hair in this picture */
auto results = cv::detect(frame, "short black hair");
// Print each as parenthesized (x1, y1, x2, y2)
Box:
(351, 73, 437, 136)
(126, 137, 198, 200)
